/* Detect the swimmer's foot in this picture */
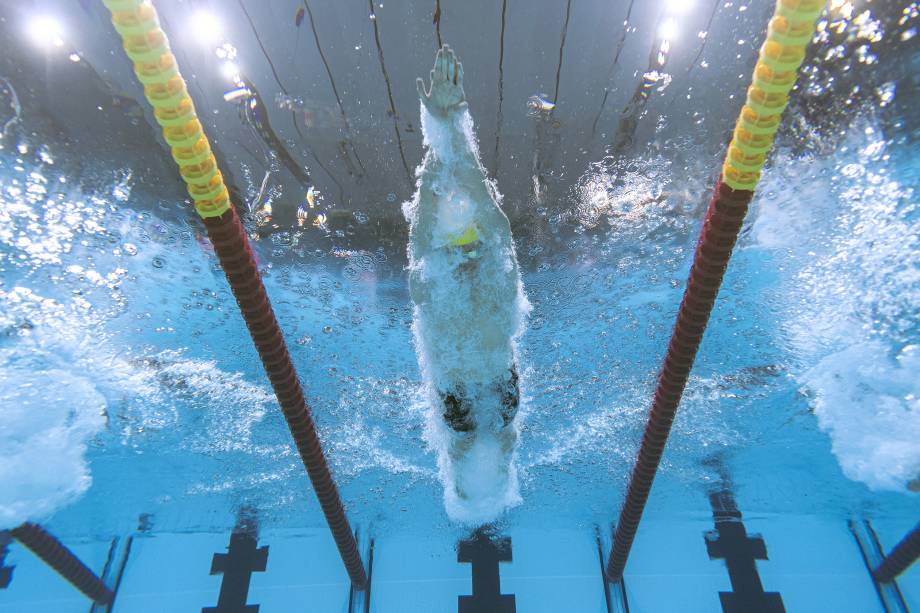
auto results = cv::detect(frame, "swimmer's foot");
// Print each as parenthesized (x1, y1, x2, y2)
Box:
(417, 44, 467, 117)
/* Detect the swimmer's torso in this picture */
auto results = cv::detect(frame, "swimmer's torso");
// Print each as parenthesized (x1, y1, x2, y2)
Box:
(408, 190, 520, 388)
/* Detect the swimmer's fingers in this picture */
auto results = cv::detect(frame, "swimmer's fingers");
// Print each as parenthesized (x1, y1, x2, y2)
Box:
(434, 46, 447, 82)
(446, 55, 456, 84)
(447, 49, 460, 83)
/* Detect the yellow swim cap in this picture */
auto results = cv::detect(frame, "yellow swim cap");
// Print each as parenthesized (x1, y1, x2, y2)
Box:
(447, 224, 480, 247)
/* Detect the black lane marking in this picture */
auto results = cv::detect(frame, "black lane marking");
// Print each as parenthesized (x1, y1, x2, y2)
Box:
(492, 0, 507, 179)
(91, 536, 132, 613)
(87, 538, 117, 613)
(237, 0, 289, 95)
(705, 490, 784, 613)
(596, 525, 629, 613)
(551, 0, 573, 107)
(302, 0, 367, 176)
(457, 528, 515, 613)
(367, 0, 413, 183)
(849, 520, 891, 613)
(203, 516, 268, 613)
(590, 0, 636, 137)
(0, 530, 13, 589)
(434, 0, 443, 48)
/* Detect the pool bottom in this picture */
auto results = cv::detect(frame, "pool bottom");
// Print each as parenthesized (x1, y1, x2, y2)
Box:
(2, 510, 917, 612)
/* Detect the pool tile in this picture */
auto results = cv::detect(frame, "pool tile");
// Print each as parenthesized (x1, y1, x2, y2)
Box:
(114, 533, 226, 612)
(370, 534, 470, 613)
(747, 516, 881, 613)
(247, 529, 353, 613)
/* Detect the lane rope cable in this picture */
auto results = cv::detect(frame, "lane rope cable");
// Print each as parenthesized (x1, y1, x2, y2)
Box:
(605, 0, 824, 583)
(102, 0, 367, 588)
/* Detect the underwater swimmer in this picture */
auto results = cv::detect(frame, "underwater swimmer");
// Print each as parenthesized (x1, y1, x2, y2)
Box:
(228, 77, 311, 189)
(404, 45, 527, 510)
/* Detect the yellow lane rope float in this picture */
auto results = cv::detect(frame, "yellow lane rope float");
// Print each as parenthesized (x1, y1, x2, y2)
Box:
(103, 0, 230, 218)
(721, 0, 825, 191)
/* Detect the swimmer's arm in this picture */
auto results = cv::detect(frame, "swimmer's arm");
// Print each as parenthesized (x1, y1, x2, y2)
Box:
(411, 151, 444, 255)
(407, 156, 436, 306)
(472, 171, 513, 245)
(418, 45, 513, 244)
(426, 120, 512, 244)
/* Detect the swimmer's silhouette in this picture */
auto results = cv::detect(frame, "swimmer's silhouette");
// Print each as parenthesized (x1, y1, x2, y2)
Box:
(404, 45, 527, 519)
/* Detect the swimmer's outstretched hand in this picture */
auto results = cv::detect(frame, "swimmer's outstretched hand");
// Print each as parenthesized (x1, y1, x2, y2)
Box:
(417, 44, 467, 117)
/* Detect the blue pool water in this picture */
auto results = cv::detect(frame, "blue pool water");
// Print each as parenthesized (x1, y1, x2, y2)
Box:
(1, 0, 919, 611)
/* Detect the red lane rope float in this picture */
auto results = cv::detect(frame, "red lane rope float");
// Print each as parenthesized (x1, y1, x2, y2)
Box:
(10, 523, 113, 604)
(606, 182, 753, 582)
(873, 522, 920, 584)
(605, 0, 824, 583)
(102, 0, 366, 587)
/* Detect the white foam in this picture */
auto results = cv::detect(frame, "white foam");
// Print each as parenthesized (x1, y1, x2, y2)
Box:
(139, 350, 275, 455)
(442, 431, 522, 523)
(0, 232, 276, 528)
(751, 121, 920, 492)
(802, 342, 920, 491)
(334, 412, 434, 479)
(0, 367, 106, 529)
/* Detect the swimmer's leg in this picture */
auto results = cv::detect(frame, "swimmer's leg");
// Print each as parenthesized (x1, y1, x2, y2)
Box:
(438, 367, 518, 434)
(439, 384, 475, 433)
(497, 366, 519, 427)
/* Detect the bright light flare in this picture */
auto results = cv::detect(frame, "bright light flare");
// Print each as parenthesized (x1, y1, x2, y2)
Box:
(658, 18, 679, 41)
(191, 10, 222, 45)
(665, 0, 694, 15)
(220, 61, 240, 81)
(829, 0, 855, 18)
(26, 16, 64, 48)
